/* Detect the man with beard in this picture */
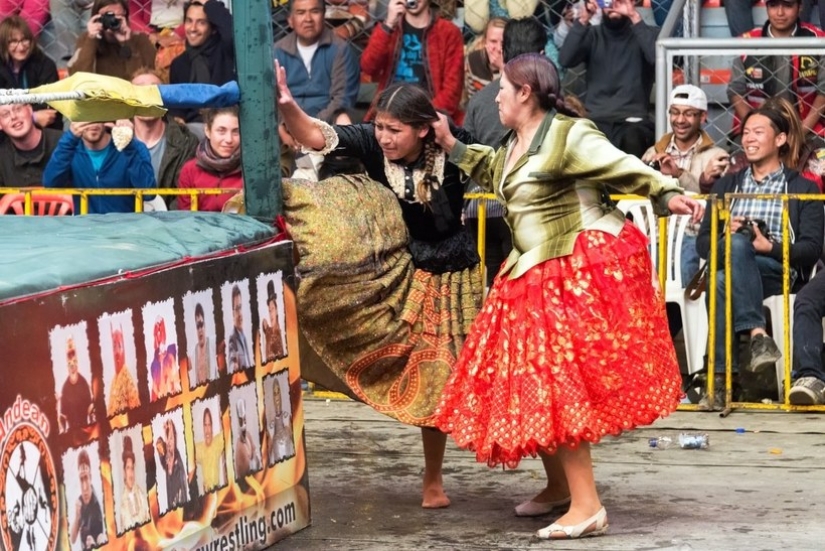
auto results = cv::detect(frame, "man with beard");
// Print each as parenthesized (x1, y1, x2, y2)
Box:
(642, 85, 730, 282)
(43, 121, 156, 214)
(0, 102, 61, 187)
(558, 0, 659, 157)
(168, 0, 236, 124)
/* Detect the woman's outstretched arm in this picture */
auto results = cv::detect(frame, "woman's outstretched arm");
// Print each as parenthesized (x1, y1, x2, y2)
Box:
(275, 60, 326, 151)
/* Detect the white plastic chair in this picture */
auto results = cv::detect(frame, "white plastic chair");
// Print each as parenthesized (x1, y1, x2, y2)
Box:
(616, 199, 658, 271)
(664, 209, 709, 375)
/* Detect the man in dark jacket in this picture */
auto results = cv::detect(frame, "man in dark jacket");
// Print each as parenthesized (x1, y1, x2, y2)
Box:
(696, 106, 824, 405)
(0, 103, 62, 187)
(558, 0, 658, 157)
(168, 0, 236, 123)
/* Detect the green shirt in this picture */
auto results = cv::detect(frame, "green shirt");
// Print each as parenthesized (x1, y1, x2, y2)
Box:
(449, 112, 684, 279)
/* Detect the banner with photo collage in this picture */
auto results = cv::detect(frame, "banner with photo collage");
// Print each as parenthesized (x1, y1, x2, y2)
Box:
(0, 240, 309, 551)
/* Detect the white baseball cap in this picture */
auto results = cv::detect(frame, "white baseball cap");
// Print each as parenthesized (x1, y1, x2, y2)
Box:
(670, 84, 707, 112)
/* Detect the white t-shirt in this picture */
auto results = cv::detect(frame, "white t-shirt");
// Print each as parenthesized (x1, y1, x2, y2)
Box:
(296, 42, 319, 76)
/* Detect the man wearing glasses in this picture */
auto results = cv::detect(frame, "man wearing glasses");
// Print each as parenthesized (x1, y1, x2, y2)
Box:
(727, 0, 825, 138)
(642, 85, 729, 281)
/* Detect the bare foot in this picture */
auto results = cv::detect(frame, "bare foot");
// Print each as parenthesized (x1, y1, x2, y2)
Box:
(422, 476, 450, 508)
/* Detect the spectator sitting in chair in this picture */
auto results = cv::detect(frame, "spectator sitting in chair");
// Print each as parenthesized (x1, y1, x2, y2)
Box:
(0, 103, 62, 187)
(641, 84, 730, 282)
(695, 105, 824, 407)
(727, 0, 825, 140)
(43, 121, 157, 214)
(67, 0, 157, 80)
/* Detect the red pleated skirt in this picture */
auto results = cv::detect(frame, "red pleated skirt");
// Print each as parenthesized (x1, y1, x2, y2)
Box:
(434, 222, 682, 468)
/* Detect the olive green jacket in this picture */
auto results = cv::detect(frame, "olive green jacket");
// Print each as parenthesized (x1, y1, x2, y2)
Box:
(449, 112, 684, 279)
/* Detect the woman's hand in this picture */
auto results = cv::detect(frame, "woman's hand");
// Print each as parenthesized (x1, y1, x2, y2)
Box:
(274, 60, 294, 107)
(667, 194, 704, 223)
(431, 113, 457, 153)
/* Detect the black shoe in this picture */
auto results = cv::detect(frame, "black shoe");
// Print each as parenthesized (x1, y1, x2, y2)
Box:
(748, 334, 781, 373)
(789, 377, 825, 406)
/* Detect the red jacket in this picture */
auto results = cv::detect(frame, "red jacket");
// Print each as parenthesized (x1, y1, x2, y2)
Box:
(731, 21, 825, 136)
(177, 159, 243, 212)
(360, 12, 464, 121)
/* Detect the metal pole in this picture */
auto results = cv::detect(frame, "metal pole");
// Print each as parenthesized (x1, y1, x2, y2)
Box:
(233, 0, 282, 219)
(655, 36, 825, 141)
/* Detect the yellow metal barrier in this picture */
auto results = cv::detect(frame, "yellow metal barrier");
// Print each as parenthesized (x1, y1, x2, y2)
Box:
(705, 193, 825, 414)
(11, 187, 822, 412)
(0, 187, 232, 216)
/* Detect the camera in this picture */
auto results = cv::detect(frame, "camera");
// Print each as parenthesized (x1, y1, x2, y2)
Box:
(736, 218, 771, 242)
(596, 0, 613, 8)
(405, 0, 418, 8)
(99, 11, 121, 31)
(647, 160, 661, 171)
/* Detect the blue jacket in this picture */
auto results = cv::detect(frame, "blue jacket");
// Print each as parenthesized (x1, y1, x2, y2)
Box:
(43, 131, 157, 214)
(274, 27, 360, 121)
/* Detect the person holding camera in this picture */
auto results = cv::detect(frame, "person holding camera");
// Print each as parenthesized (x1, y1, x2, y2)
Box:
(641, 85, 730, 282)
(360, 0, 464, 122)
(696, 106, 824, 406)
(558, 0, 659, 157)
(67, 0, 156, 81)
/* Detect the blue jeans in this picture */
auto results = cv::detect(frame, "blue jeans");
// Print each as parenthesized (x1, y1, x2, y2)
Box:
(710, 233, 784, 373)
(793, 269, 825, 381)
(681, 234, 701, 285)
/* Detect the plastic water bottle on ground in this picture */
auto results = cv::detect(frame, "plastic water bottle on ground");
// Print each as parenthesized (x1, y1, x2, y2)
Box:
(649, 433, 710, 450)
(649, 436, 674, 449)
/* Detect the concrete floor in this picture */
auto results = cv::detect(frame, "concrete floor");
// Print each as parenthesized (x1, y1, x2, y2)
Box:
(278, 398, 825, 551)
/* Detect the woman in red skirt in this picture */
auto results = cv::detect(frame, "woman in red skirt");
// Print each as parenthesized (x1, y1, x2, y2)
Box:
(431, 53, 705, 539)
